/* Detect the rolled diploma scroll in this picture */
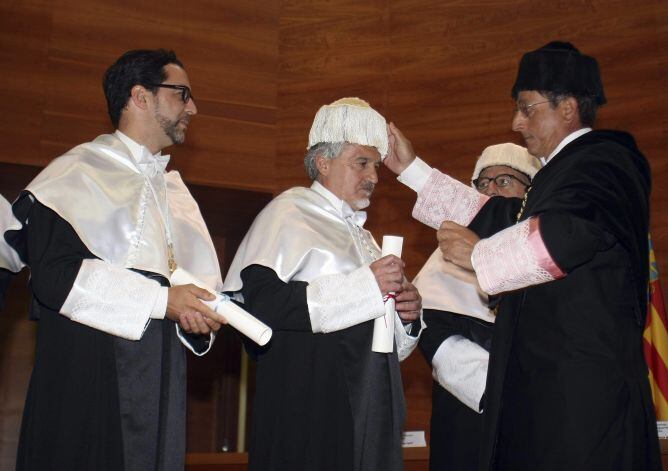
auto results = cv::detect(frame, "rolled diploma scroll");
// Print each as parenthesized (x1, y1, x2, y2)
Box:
(371, 235, 403, 353)
(170, 267, 273, 346)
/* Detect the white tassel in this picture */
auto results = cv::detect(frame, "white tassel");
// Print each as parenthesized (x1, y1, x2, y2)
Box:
(308, 97, 388, 159)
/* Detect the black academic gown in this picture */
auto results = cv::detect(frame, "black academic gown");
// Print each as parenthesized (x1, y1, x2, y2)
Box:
(0, 267, 13, 312)
(240, 265, 406, 471)
(471, 130, 661, 470)
(419, 309, 493, 471)
(12, 201, 208, 471)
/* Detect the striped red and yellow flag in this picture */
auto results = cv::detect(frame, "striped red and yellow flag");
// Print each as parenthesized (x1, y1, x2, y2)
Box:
(643, 234, 668, 419)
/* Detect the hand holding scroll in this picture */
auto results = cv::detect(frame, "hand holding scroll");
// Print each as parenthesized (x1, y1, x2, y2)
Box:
(395, 280, 421, 323)
(166, 284, 224, 335)
(369, 254, 405, 296)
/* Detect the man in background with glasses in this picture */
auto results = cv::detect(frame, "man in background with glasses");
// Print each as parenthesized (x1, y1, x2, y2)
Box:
(413, 143, 539, 471)
(385, 41, 660, 470)
(5, 49, 224, 471)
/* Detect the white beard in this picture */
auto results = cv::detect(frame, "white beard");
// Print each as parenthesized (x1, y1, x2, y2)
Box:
(352, 198, 370, 210)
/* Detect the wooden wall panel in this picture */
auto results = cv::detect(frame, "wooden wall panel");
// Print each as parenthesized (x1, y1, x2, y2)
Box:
(0, 3, 51, 166)
(0, 0, 278, 191)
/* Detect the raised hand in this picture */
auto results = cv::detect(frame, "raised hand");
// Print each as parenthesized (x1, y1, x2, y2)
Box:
(384, 122, 417, 175)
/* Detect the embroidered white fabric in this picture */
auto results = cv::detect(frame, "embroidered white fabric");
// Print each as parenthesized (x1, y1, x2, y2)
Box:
(394, 311, 425, 362)
(61, 259, 164, 340)
(432, 335, 488, 413)
(472, 218, 557, 295)
(306, 264, 385, 333)
(412, 169, 488, 229)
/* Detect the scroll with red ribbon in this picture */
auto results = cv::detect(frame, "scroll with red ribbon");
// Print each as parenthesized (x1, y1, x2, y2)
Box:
(372, 235, 403, 353)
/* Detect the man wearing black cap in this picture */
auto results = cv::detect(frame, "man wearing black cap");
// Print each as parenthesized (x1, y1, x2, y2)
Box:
(386, 42, 661, 470)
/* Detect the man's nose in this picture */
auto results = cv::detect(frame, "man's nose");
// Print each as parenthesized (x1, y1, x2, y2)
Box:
(483, 181, 498, 197)
(186, 97, 198, 115)
(511, 111, 525, 132)
(367, 166, 379, 184)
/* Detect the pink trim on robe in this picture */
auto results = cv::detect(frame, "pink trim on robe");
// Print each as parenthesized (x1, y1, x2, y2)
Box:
(527, 217, 565, 279)
(413, 169, 489, 229)
(472, 216, 565, 295)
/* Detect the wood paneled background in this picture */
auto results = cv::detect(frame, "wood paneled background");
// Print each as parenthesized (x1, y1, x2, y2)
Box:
(0, 0, 666, 466)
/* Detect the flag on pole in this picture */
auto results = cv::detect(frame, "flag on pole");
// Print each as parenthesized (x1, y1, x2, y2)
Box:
(643, 234, 668, 419)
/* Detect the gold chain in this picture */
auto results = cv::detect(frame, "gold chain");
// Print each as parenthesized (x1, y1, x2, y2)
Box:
(515, 186, 532, 223)
(168, 243, 177, 274)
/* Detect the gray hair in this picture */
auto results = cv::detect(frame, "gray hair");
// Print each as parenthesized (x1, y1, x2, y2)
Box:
(304, 142, 347, 181)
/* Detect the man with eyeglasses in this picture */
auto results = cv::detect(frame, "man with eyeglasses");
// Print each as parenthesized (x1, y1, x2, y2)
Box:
(385, 41, 660, 470)
(5, 49, 225, 471)
(224, 98, 423, 471)
(413, 143, 539, 471)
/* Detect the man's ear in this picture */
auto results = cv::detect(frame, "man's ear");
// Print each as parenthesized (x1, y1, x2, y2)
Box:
(315, 154, 330, 176)
(559, 96, 579, 124)
(129, 85, 150, 111)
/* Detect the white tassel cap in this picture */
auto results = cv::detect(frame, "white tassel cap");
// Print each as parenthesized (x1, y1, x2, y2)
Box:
(308, 97, 389, 159)
(471, 143, 542, 182)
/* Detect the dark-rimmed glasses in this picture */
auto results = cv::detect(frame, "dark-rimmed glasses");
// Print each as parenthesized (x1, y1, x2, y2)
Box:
(148, 83, 193, 103)
(472, 174, 530, 191)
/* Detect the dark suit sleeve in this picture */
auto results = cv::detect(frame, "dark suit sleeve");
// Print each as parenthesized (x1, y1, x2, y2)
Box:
(240, 264, 313, 332)
(419, 309, 494, 364)
(26, 201, 90, 313)
(419, 310, 456, 364)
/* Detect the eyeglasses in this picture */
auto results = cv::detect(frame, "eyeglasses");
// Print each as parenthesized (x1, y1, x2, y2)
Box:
(472, 174, 530, 191)
(148, 83, 193, 103)
(514, 100, 550, 118)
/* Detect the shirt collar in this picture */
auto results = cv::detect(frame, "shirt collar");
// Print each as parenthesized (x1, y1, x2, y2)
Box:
(540, 127, 592, 166)
(115, 130, 170, 175)
(311, 181, 367, 227)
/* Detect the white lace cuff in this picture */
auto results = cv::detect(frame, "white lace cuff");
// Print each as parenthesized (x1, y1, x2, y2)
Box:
(61, 259, 163, 340)
(413, 169, 489, 229)
(306, 264, 385, 333)
(397, 157, 433, 193)
(432, 335, 488, 413)
(472, 217, 565, 295)
(150, 287, 168, 319)
(395, 311, 425, 361)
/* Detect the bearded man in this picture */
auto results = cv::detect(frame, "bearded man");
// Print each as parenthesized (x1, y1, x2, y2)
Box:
(6, 49, 224, 471)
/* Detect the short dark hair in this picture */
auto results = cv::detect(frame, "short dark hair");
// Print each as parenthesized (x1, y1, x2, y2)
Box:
(102, 49, 184, 128)
(542, 91, 599, 127)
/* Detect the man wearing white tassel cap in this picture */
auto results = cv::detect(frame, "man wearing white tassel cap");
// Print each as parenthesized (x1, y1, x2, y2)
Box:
(224, 97, 423, 471)
(413, 143, 540, 470)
